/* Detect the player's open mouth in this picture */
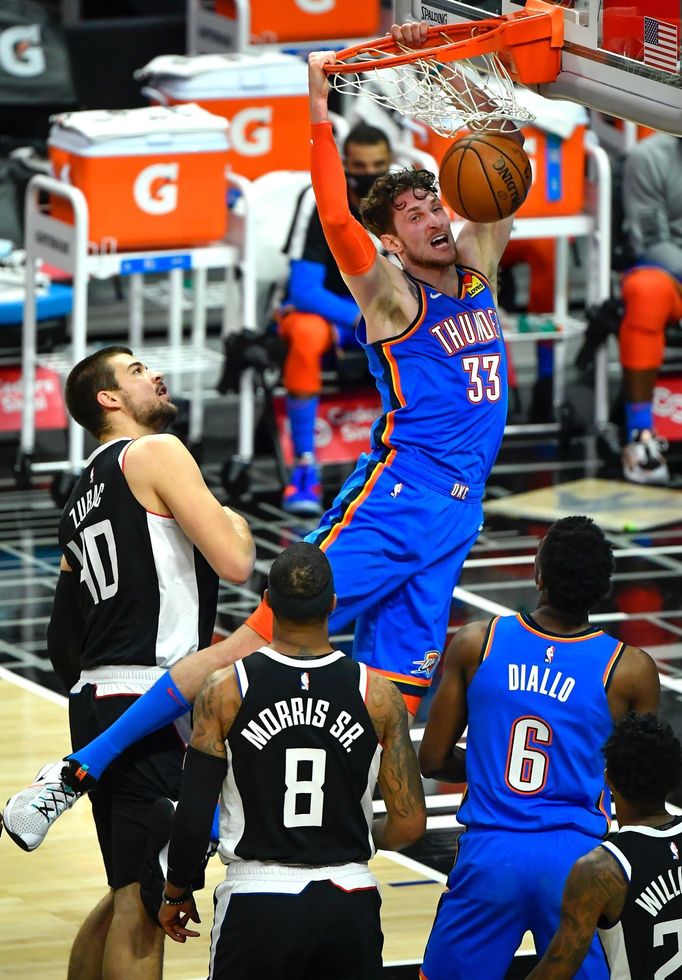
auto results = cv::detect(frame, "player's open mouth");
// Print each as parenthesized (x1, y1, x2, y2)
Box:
(431, 234, 449, 247)
(157, 385, 168, 397)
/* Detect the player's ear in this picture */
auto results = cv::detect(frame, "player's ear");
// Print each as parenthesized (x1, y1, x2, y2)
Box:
(263, 588, 272, 608)
(330, 593, 337, 613)
(380, 232, 402, 256)
(96, 389, 121, 410)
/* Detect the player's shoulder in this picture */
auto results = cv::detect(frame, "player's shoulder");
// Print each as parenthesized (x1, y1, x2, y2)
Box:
(615, 642, 658, 679)
(365, 669, 406, 724)
(124, 432, 190, 467)
(446, 619, 493, 658)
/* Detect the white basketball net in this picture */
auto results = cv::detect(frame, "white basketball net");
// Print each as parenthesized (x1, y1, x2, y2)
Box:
(328, 50, 536, 136)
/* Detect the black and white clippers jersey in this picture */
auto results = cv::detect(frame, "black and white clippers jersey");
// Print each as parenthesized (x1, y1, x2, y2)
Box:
(599, 816, 682, 979)
(220, 648, 382, 865)
(58, 438, 218, 671)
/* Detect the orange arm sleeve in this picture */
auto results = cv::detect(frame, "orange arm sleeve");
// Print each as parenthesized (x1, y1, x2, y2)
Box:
(310, 121, 378, 277)
(245, 598, 274, 643)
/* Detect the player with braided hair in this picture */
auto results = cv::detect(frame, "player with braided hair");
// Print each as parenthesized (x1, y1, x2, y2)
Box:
(419, 515, 660, 980)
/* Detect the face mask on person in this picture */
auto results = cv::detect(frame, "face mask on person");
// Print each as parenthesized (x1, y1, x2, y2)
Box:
(345, 171, 387, 198)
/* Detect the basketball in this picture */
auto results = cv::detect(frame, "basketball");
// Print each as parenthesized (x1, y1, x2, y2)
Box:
(439, 132, 532, 223)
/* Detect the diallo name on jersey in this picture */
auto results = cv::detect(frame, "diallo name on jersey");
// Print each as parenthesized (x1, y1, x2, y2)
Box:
(240, 698, 365, 754)
(508, 664, 576, 702)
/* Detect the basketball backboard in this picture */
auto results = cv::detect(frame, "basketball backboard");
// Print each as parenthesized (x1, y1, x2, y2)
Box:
(393, 0, 682, 134)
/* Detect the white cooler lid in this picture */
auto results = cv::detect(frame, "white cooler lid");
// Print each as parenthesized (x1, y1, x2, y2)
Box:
(135, 51, 308, 99)
(49, 103, 229, 151)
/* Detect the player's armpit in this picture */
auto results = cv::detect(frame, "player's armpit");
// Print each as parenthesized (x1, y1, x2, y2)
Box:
(527, 848, 627, 979)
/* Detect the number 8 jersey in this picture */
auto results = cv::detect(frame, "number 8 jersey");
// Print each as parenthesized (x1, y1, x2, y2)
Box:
(58, 438, 218, 671)
(219, 649, 381, 865)
(458, 612, 625, 838)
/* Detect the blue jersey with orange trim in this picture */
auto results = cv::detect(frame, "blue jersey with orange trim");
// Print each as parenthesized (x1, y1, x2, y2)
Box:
(457, 612, 624, 837)
(357, 267, 507, 487)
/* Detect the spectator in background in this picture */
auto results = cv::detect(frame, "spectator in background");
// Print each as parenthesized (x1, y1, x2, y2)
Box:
(619, 133, 682, 484)
(278, 122, 392, 515)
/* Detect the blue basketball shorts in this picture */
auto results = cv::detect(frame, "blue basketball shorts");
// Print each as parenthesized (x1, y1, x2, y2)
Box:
(306, 453, 484, 701)
(420, 828, 609, 980)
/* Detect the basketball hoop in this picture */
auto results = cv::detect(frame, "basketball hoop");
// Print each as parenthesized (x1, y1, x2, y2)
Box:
(324, 0, 564, 135)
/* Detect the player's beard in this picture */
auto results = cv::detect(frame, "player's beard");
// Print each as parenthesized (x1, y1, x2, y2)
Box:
(120, 391, 178, 432)
(403, 240, 455, 272)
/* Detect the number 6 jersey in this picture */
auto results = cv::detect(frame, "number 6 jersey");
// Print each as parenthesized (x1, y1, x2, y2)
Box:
(219, 648, 381, 866)
(58, 438, 218, 672)
(457, 612, 625, 838)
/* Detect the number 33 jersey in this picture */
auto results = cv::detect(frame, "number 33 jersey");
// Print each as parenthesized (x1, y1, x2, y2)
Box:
(220, 649, 381, 866)
(458, 612, 625, 838)
(58, 438, 218, 671)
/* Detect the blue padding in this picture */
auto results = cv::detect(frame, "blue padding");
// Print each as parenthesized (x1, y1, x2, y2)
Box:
(0, 283, 73, 325)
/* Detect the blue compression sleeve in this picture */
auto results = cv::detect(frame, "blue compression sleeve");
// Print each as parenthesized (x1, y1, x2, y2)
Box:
(67, 672, 191, 780)
(286, 395, 318, 458)
(285, 259, 359, 329)
(625, 400, 653, 440)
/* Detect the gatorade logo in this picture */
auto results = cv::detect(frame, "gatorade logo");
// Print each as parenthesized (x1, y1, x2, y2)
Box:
(296, 0, 335, 11)
(0, 24, 45, 77)
(133, 163, 179, 215)
(230, 107, 273, 157)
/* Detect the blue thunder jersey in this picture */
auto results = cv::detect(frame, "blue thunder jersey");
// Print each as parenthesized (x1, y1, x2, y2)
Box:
(457, 613, 625, 837)
(357, 267, 508, 489)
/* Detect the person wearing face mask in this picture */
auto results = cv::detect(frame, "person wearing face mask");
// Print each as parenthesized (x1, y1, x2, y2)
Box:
(277, 121, 392, 516)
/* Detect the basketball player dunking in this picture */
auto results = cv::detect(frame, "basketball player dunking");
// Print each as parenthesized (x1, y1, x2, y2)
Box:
(157, 543, 426, 980)
(4, 20, 528, 848)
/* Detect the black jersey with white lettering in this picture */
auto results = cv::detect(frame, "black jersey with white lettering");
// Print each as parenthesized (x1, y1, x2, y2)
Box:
(599, 817, 682, 978)
(220, 648, 381, 865)
(58, 438, 218, 671)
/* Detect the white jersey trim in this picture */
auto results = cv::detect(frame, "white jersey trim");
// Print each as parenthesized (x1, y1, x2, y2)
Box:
(235, 659, 249, 698)
(84, 437, 130, 468)
(259, 647, 346, 669)
(618, 820, 682, 838)
(597, 921, 631, 979)
(147, 512, 200, 668)
(71, 664, 165, 695)
(358, 662, 368, 702)
(601, 840, 632, 882)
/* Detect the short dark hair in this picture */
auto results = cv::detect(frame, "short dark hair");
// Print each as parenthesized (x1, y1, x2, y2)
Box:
(343, 121, 390, 154)
(65, 346, 132, 439)
(539, 516, 614, 618)
(360, 167, 438, 237)
(267, 542, 334, 624)
(605, 713, 682, 808)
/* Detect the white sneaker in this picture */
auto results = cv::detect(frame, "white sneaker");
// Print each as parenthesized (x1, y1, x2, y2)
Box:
(1, 759, 87, 851)
(622, 430, 670, 485)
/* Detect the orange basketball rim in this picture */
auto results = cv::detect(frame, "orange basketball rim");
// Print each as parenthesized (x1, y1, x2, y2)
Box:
(322, 0, 564, 87)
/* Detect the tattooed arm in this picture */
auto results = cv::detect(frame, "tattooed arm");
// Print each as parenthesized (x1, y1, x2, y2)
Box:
(160, 668, 242, 942)
(527, 847, 628, 978)
(368, 672, 427, 851)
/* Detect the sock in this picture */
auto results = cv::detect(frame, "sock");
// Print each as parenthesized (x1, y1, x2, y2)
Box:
(286, 395, 318, 459)
(67, 673, 191, 780)
(625, 401, 653, 442)
(536, 340, 554, 379)
(210, 804, 220, 844)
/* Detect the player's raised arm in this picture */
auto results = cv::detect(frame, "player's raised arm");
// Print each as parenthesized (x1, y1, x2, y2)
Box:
(307, 50, 402, 318)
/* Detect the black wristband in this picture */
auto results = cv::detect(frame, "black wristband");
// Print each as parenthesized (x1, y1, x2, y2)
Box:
(161, 888, 192, 906)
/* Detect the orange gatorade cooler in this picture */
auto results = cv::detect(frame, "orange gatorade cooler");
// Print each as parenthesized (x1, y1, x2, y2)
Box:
(214, 0, 381, 43)
(48, 104, 230, 251)
(137, 52, 309, 180)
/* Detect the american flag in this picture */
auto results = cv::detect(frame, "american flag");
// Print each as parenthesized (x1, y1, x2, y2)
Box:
(643, 16, 679, 74)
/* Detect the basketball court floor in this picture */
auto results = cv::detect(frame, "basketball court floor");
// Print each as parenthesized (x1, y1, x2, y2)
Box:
(0, 414, 681, 978)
